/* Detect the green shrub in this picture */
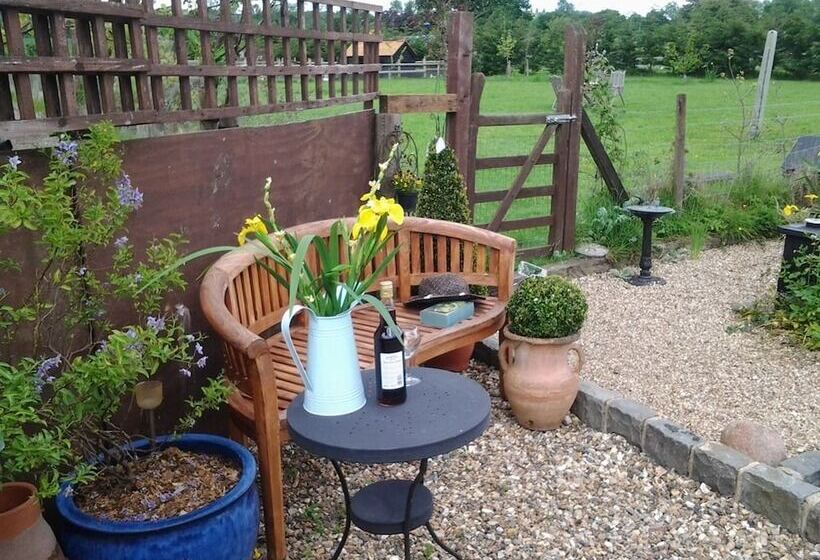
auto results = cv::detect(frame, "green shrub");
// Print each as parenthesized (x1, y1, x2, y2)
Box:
(774, 246, 820, 350)
(416, 145, 471, 224)
(506, 276, 588, 339)
(576, 188, 641, 262)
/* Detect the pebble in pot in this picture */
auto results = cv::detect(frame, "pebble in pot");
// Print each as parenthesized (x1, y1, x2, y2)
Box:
(500, 276, 588, 431)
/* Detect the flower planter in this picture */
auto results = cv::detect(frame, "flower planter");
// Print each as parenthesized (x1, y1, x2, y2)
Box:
(423, 343, 475, 372)
(499, 327, 584, 431)
(55, 434, 258, 560)
(0, 482, 64, 560)
(396, 191, 418, 215)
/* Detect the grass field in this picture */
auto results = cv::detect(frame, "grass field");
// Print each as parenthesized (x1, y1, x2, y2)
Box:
(372, 74, 820, 252)
(229, 73, 820, 254)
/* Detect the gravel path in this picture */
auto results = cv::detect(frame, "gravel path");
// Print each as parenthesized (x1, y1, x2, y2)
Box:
(577, 240, 819, 454)
(276, 364, 819, 559)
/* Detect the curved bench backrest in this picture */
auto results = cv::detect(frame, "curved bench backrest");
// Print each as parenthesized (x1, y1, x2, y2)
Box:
(200, 217, 516, 391)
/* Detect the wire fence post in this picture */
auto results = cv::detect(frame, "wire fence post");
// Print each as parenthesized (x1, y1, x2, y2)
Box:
(750, 30, 777, 139)
(673, 93, 687, 208)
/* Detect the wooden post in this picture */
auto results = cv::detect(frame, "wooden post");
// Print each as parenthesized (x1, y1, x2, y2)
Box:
(445, 11, 474, 180)
(673, 93, 687, 208)
(551, 25, 585, 253)
(465, 72, 485, 206)
(750, 30, 777, 138)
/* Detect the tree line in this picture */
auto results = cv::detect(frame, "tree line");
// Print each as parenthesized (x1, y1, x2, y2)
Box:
(384, 0, 820, 80)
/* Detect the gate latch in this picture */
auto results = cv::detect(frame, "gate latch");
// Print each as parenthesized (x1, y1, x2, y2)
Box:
(545, 114, 576, 125)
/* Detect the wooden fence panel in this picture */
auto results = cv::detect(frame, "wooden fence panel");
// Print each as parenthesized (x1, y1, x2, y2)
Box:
(0, 0, 383, 139)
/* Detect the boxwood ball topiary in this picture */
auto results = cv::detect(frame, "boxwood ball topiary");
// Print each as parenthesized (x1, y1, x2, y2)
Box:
(506, 276, 588, 339)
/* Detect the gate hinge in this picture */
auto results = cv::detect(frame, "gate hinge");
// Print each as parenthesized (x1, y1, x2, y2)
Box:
(546, 114, 576, 125)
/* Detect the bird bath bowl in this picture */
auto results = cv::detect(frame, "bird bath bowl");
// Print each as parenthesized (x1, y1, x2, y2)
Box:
(625, 204, 675, 286)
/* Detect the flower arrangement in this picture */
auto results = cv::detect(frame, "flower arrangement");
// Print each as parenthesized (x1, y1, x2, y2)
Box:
(0, 124, 231, 498)
(782, 193, 819, 223)
(392, 169, 423, 194)
(174, 144, 405, 325)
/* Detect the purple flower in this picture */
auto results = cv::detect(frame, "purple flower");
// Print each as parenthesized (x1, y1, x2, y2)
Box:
(194, 342, 204, 356)
(34, 356, 61, 394)
(54, 139, 78, 166)
(7, 155, 21, 170)
(77, 266, 87, 277)
(114, 236, 129, 250)
(179, 368, 192, 378)
(141, 498, 157, 511)
(132, 273, 142, 284)
(146, 316, 165, 333)
(124, 328, 143, 353)
(116, 174, 143, 210)
(196, 356, 208, 369)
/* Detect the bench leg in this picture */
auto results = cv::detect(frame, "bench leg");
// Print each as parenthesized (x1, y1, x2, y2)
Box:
(257, 436, 287, 560)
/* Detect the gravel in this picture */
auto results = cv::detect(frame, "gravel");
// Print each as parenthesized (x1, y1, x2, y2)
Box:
(576, 240, 819, 454)
(271, 363, 820, 559)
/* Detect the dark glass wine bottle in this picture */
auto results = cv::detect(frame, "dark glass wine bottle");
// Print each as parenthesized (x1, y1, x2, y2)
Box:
(374, 280, 406, 405)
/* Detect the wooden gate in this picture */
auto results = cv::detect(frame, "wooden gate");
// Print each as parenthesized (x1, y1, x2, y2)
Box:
(465, 26, 585, 258)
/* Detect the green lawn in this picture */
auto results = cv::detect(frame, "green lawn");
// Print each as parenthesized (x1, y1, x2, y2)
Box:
(234, 73, 820, 253)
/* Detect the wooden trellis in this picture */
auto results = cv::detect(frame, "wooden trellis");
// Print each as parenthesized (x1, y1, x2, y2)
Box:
(0, 0, 383, 138)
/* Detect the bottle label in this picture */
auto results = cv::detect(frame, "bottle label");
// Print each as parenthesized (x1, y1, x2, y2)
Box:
(380, 351, 405, 390)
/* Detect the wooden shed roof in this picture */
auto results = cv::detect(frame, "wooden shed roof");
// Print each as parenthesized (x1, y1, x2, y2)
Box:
(345, 39, 407, 57)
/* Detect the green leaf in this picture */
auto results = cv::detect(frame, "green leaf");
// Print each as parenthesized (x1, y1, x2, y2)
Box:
(288, 234, 315, 311)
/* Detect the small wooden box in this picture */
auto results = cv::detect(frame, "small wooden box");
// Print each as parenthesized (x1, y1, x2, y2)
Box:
(420, 301, 475, 328)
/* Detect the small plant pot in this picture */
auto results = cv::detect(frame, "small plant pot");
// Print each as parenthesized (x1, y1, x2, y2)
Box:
(55, 434, 258, 560)
(396, 191, 418, 215)
(423, 343, 474, 372)
(0, 482, 64, 560)
(499, 327, 584, 431)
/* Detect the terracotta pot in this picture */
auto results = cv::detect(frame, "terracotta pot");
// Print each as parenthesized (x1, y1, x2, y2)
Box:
(0, 482, 64, 560)
(499, 327, 584, 431)
(423, 343, 474, 372)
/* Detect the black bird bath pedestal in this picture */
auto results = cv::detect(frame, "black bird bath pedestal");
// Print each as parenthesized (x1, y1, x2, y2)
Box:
(626, 204, 675, 286)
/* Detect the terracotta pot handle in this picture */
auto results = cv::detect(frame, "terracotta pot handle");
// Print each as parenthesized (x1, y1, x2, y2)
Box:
(499, 340, 515, 371)
(568, 343, 585, 374)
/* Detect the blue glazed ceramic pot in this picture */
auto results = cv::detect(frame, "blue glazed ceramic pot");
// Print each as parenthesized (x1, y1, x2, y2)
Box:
(55, 434, 259, 560)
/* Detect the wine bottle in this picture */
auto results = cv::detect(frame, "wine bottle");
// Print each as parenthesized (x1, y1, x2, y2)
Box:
(374, 280, 406, 405)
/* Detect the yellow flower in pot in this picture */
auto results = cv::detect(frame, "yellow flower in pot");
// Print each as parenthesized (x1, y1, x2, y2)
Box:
(500, 276, 587, 431)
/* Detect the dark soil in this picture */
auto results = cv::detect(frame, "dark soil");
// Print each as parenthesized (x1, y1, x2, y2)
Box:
(74, 446, 240, 522)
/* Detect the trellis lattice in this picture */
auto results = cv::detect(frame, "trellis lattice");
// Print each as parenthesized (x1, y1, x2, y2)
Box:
(0, 0, 383, 138)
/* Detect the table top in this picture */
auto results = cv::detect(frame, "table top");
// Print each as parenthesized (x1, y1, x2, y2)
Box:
(778, 222, 820, 238)
(287, 367, 491, 464)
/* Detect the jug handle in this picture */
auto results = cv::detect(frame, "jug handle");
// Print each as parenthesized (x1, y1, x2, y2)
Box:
(568, 342, 585, 374)
(499, 339, 514, 371)
(281, 305, 312, 392)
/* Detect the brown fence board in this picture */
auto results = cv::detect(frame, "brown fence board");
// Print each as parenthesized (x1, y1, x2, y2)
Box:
(474, 185, 554, 204)
(475, 153, 555, 170)
(0, 0, 383, 139)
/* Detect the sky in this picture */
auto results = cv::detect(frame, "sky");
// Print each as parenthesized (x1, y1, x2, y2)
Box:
(529, 0, 681, 15)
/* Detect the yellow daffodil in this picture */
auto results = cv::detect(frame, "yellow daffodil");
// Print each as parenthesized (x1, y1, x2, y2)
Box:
(783, 204, 799, 217)
(805, 193, 818, 204)
(237, 215, 268, 246)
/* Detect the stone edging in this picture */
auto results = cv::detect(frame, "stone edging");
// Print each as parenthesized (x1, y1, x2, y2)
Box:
(571, 379, 820, 543)
(473, 341, 820, 544)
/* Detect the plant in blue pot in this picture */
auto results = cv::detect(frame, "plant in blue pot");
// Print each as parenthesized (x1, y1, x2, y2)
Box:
(0, 124, 254, 560)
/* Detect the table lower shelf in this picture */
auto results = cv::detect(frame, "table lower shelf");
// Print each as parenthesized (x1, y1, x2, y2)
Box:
(350, 479, 434, 535)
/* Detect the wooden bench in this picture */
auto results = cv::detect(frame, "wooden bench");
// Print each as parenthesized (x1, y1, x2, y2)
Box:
(199, 217, 516, 560)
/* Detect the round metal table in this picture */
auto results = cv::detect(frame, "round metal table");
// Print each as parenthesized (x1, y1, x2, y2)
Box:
(287, 367, 491, 559)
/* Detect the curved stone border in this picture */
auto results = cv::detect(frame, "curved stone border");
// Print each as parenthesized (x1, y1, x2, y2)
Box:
(473, 341, 820, 544)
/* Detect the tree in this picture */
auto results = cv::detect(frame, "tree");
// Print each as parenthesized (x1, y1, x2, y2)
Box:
(664, 35, 704, 79)
(497, 33, 517, 77)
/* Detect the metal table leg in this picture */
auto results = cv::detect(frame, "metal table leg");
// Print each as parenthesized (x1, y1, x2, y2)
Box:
(403, 459, 462, 560)
(329, 460, 351, 560)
